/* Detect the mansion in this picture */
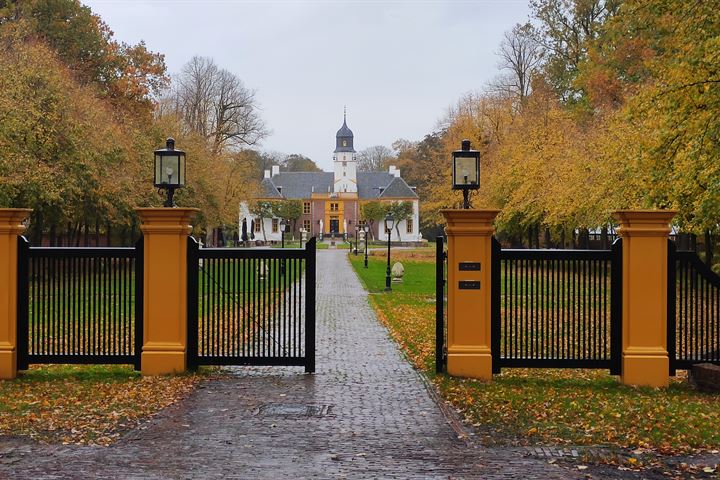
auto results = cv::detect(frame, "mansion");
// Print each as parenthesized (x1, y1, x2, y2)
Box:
(241, 115, 421, 243)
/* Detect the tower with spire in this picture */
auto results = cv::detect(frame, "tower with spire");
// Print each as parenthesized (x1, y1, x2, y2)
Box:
(333, 107, 358, 193)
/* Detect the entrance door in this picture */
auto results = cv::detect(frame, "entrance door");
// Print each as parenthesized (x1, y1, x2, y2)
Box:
(330, 218, 339, 235)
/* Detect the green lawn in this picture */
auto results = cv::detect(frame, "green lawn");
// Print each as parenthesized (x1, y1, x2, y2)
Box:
(350, 256, 720, 454)
(348, 255, 436, 294)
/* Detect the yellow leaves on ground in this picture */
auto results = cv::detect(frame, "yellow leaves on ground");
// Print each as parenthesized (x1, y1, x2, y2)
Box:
(0, 365, 202, 445)
(359, 257, 720, 453)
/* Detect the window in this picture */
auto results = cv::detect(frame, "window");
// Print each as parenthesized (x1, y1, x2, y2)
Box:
(303, 219, 311, 232)
(406, 218, 413, 234)
(330, 202, 339, 212)
(254, 219, 261, 232)
(342, 161, 347, 167)
(303, 201, 311, 214)
(358, 220, 366, 228)
(342, 140, 348, 147)
(272, 218, 279, 233)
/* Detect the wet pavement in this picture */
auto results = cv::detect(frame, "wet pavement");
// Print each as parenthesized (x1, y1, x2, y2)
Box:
(0, 249, 654, 479)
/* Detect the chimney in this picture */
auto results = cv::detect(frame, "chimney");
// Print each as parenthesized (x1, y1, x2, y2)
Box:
(271, 165, 280, 176)
(389, 165, 400, 177)
(264, 169, 271, 179)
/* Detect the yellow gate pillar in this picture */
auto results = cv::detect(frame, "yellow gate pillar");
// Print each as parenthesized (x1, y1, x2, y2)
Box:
(0, 209, 31, 380)
(136, 208, 199, 375)
(613, 210, 676, 388)
(441, 209, 500, 380)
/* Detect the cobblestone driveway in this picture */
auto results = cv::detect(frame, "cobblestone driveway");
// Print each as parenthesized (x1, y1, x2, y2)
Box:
(0, 249, 593, 479)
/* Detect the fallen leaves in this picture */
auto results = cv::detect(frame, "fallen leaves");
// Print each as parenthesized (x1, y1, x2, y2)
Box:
(0, 364, 203, 445)
(353, 259, 720, 454)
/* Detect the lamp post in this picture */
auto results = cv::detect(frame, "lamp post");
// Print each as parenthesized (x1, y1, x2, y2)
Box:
(364, 225, 369, 268)
(355, 226, 359, 255)
(154, 138, 186, 207)
(280, 219, 287, 276)
(452, 139, 480, 209)
(384, 213, 395, 292)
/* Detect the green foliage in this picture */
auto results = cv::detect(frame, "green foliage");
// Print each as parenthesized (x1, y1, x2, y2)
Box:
(387, 201, 413, 240)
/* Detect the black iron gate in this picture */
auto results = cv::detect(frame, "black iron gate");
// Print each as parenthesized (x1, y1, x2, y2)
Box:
(668, 241, 720, 373)
(491, 239, 622, 373)
(187, 237, 316, 372)
(17, 237, 143, 369)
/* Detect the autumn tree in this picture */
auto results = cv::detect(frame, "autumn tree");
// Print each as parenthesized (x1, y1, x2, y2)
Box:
(529, 0, 621, 104)
(167, 55, 267, 153)
(357, 145, 394, 172)
(490, 23, 542, 105)
(284, 154, 321, 172)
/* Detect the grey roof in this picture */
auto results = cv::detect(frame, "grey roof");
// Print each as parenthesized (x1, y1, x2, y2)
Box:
(266, 172, 333, 199)
(378, 176, 418, 199)
(259, 178, 282, 198)
(260, 171, 418, 200)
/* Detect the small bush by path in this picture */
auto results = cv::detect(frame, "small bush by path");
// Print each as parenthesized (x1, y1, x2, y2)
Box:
(0, 365, 206, 446)
(351, 256, 720, 455)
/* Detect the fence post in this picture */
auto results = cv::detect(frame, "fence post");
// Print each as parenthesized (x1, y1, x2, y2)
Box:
(0, 209, 31, 380)
(435, 236, 445, 374)
(441, 209, 500, 380)
(304, 237, 316, 373)
(613, 210, 676, 388)
(186, 236, 199, 371)
(135, 208, 199, 375)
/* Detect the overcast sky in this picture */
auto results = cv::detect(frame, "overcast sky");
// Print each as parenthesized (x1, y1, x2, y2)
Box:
(83, 0, 530, 170)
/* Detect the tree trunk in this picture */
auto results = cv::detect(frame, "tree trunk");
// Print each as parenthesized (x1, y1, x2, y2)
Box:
(95, 219, 100, 247)
(705, 230, 713, 267)
(544, 227, 551, 249)
(32, 211, 43, 246)
(579, 228, 590, 249)
(49, 224, 57, 247)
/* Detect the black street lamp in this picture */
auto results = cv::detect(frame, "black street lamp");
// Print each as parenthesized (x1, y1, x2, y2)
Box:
(154, 138, 186, 207)
(384, 213, 395, 292)
(452, 139, 480, 209)
(280, 219, 287, 275)
(364, 225, 369, 268)
(354, 226, 359, 255)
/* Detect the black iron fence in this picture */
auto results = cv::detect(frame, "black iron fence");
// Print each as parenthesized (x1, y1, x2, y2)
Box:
(491, 239, 622, 373)
(16, 237, 143, 369)
(435, 236, 447, 374)
(187, 237, 316, 372)
(668, 241, 720, 373)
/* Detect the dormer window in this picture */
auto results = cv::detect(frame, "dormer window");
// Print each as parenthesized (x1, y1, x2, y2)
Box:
(277, 186, 282, 195)
(342, 140, 348, 147)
